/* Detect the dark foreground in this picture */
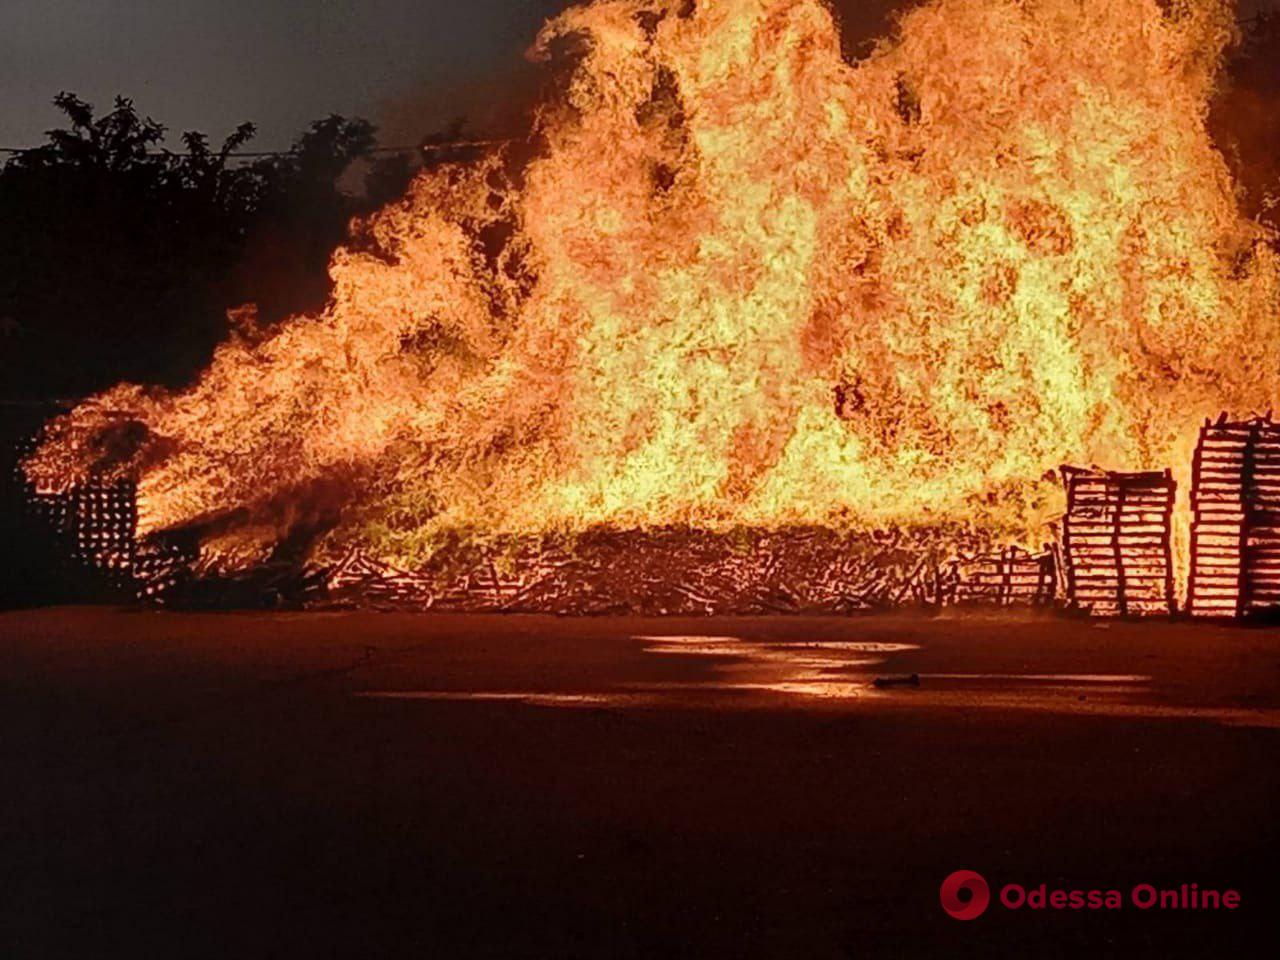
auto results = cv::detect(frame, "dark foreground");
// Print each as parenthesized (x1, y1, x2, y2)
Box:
(2, 608, 1278, 958)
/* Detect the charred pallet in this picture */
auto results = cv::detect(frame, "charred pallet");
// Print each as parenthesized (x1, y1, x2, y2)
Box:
(1060, 466, 1175, 617)
(945, 545, 1057, 607)
(1188, 413, 1280, 620)
(16, 446, 198, 604)
(21, 472, 142, 599)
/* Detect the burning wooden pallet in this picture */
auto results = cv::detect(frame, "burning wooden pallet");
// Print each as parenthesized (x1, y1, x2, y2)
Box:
(327, 548, 441, 609)
(12, 447, 1056, 614)
(323, 531, 1064, 615)
(945, 546, 1057, 606)
(11, 446, 1046, 614)
(18, 465, 195, 602)
(0, 427, 1109, 617)
(1188, 414, 1280, 619)
(22, 477, 139, 596)
(1060, 466, 1176, 617)
(321, 527, 986, 615)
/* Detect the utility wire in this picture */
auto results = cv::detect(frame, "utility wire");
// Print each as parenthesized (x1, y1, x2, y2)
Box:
(0, 138, 509, 158)
(0, 10, 1274, 157)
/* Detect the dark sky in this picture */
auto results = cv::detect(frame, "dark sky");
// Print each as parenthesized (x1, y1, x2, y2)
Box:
(0, 0, 1274, 151)
(0, 0, 571, 149)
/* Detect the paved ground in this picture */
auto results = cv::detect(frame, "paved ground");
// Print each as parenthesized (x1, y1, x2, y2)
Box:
(1, 607, 1277, 957)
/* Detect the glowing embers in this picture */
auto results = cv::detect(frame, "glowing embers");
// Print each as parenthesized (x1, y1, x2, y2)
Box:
(1188, 415, 1280, 619)
(1060, 467, 1176, 617)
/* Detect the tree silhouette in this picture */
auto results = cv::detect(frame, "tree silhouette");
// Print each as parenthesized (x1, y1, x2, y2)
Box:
(0, 95, 379, 400)
(230, 115, 377, 323)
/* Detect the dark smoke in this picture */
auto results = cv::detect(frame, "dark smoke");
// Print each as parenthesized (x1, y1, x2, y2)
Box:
(1210, 10, 1280, 235)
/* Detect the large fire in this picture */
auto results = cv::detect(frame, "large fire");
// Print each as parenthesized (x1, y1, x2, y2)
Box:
(23, 0, 1280, 577)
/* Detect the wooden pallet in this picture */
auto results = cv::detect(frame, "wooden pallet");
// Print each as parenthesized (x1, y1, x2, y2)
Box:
(1188, 414, 1280, 619)
(1061, 466, 1176, 617)
(946, 546, 1057, 606)
(23, 477, 140, 595)
(18, 457, 194, 602)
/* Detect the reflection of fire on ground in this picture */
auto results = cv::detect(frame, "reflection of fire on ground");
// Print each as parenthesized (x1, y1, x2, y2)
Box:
(356, 629, 1280, 728)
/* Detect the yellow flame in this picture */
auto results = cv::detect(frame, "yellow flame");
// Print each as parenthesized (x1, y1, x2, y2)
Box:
(25, 0, 1280, 570)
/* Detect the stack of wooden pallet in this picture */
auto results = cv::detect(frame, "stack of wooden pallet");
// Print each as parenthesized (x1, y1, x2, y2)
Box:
(24, 477, 139, 595)
(1188, 415, 1280, 618)
(1061, 466, 1176, 617)
(20, 464, 197, 602)
(946, 546, 1057, 606)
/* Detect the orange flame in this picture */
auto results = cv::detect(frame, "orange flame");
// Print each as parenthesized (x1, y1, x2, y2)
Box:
(24, 0, 1280, 571)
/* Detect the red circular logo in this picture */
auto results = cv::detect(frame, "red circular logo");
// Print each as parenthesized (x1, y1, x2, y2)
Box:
(940, 870, 990, 921)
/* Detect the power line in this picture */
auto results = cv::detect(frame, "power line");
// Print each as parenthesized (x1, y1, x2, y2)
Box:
(1, 8, 1274, 159)
(0, 139, 508, 158)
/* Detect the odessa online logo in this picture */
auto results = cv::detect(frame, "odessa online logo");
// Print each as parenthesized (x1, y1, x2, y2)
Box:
(940, 870, 991, 921)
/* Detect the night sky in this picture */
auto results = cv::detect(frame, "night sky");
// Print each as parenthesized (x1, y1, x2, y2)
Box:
(0, 0, 1274, 151)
